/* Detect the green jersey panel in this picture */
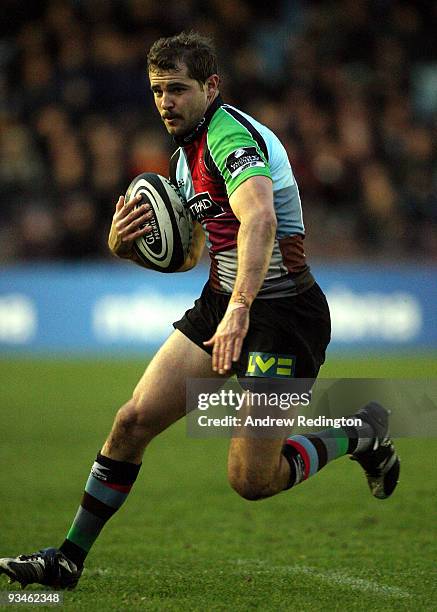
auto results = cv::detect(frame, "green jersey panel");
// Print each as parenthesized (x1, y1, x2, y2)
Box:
(206, 106, 272, 197)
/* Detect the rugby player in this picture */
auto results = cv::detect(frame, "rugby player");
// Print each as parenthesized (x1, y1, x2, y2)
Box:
(0, 32, 399, 590)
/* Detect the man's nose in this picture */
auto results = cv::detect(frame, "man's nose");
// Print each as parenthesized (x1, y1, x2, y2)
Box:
(161, 92, 174, 109)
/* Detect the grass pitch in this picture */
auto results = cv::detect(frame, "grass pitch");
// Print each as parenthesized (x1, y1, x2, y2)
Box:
(1, 354, 437, 611)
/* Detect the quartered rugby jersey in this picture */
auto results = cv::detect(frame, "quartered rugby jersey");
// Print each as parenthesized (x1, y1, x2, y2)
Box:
(170, 95, 314, 297)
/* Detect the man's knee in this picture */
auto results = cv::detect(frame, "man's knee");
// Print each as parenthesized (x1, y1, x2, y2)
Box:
(115, 394, 160, 440)
(228, 466, 271, 501)
(227, 441, 289, 501)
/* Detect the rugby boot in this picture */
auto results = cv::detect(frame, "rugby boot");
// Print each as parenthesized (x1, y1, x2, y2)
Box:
(0, 548, 82, 590)
(350, 402, 400, 499)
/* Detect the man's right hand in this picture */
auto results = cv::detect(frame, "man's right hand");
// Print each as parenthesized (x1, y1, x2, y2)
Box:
(108, 194, 153, 260)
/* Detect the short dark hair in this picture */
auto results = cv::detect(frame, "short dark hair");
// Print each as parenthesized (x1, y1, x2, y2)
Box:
(147, 31, 218, 84)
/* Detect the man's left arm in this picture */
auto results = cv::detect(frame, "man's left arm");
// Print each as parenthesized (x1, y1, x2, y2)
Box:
(204, 175, 277, 374)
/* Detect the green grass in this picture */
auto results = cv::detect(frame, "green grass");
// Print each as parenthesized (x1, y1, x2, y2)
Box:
(1, 355, 437, 611)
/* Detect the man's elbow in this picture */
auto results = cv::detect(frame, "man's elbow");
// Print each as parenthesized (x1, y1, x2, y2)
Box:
(175, 254, 198, 272)
(240, 212, 277, 238)
(257, 211, 277, 236)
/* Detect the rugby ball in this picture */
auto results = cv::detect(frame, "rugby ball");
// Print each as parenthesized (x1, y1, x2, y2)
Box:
(124, 173, 192, 272)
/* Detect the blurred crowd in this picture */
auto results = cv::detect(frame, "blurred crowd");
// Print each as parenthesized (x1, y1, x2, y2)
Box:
(1, 0, 436, 262)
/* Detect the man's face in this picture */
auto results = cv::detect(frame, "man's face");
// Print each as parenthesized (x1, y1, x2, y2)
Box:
(149, 63, 213, 137)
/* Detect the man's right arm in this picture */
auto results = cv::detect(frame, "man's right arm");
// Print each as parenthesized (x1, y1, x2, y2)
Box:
(108, 194, 153, 268)
(175, 221, 205, 272)
(108, 194, 205, 272)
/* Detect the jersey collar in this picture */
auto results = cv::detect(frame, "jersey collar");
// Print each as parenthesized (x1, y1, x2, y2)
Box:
(174, 95, 224, 146)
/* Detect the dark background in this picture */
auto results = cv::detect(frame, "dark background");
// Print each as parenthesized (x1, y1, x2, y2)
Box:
(1, 0, 436, 262)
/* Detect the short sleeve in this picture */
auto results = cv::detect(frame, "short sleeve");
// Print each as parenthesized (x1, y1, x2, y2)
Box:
(206, 106, 272, 197)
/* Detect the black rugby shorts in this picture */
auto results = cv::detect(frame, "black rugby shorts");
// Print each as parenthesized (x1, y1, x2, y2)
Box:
(173, 282, 331, 379)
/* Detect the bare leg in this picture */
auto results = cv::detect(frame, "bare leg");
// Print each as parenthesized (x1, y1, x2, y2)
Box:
(227, 397, 290, 500)
(227, 436, 290, 500)
(102, 329, 219, 463)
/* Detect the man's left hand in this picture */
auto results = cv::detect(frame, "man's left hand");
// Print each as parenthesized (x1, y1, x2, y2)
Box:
(204, 306, 250, 374)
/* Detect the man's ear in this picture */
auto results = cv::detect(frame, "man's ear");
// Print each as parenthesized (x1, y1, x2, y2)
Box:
(206, 74, 220, 95)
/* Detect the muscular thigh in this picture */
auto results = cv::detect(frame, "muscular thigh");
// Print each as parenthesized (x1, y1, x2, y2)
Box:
(132, 329, 218, 434)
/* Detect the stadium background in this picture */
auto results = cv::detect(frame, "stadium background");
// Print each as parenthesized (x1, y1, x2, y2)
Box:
(1, 1, 437, 610)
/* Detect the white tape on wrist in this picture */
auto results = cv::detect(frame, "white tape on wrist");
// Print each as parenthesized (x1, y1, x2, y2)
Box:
(227, 302, 250, 313)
